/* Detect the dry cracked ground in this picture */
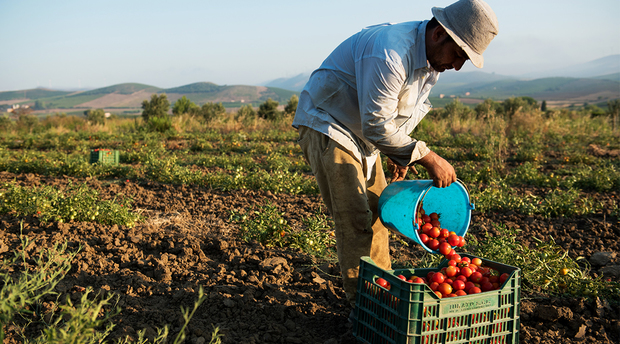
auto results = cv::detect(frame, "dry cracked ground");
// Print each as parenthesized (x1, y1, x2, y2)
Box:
(1, 171, 619, 344)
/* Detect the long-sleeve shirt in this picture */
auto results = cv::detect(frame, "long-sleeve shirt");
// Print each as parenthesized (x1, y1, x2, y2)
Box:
(292, 20, 439, 170)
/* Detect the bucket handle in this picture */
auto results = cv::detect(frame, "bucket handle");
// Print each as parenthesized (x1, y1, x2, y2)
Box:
(456, 178, 475, 210)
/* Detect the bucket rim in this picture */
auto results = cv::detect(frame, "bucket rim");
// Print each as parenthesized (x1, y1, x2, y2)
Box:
(400, 179, 473, 254)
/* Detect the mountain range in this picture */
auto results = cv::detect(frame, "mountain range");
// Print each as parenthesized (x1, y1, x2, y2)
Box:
(264, 55, 620, 107)
(0, 82, 297, 113)
(1, 55, 618, 113)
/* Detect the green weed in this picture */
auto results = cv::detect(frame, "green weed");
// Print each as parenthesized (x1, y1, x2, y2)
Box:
(0, 180, 142, 227)
(231, 205, 336, 258)
(468, 224, 620, 300)
(1, 234, 219, 344)
(471, 181, 600, 217)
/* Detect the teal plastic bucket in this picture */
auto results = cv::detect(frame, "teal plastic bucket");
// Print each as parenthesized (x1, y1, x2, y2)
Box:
(378, 179, 474, 253)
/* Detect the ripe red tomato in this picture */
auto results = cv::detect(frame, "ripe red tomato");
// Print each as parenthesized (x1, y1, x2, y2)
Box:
(455, 290, 467, 296)
(434, 291, 443, 298)
(499, 273, 509, 284)
(451, 254, 462, 263)
(429, 212, 439, 221)
(447, 234, 461, 246)
(439, 242, 452, 255)
(419, 233, 430, 244)
(468, 287, 482, 294)
(457, 260, 470, 268)
(448, 259, 457, 267)
(421, 223, 433, 233)
(460, 266, 473, 278)
(461, 257, 471, 265)
(437, 283, 453, 296)
(481, 282, 494, 292)
(457, 238, 466, 247)
(420, 233, 431, 245)
(427, 271, 435, 281)
(452, 279, 466, 291)
(432, 272, 445, 284)
(429, 227, 441, 238)
(411, 277, 425, 284)
(430, 282, 440, 291)
(464, 281, 475, 292)
(440, 228, 450, 239)
(397, 274, 407, 281)
(445, 266, 458, 278)
(455, 275, 467, 282)
(376, 277, 389, 288)
(427, 239, 440, 250)
(430, 220, 441, 228)
(422, 215, 431, 223)
(470, 272, 483, 283)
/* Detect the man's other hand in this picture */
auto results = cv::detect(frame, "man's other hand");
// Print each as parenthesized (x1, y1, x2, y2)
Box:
(387, 158, 418, 183)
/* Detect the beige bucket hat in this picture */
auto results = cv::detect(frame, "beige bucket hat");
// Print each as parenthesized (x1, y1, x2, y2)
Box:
(432, 0, 498, 68)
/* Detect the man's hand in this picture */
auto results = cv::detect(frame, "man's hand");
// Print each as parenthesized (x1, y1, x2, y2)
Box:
(415, 151, 457, 188)
(387, 158, 418, 183)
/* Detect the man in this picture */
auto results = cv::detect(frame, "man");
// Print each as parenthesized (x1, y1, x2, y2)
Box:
(292, 0, 498, 307)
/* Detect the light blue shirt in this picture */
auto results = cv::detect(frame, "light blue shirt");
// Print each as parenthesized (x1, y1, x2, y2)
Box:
(293, 20, 439, 168)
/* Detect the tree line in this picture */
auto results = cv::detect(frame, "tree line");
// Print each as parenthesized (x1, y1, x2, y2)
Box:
(137, 94, 299, 132)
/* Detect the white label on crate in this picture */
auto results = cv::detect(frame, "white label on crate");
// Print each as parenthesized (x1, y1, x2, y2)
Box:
(442, 297, 497, 314)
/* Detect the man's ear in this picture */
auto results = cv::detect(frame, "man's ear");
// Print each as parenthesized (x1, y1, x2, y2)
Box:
(430, 24, 448, 43)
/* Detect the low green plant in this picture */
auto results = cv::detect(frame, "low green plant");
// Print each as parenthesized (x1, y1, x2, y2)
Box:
(471, 181, 600, 217)
(231, 203, 291, 247)
(144, 153, 204, 186)
(0, 180, 142, 227)
(231, 205, 335, 258)
(292, 210, 336, 258)
(468, 224, 620, 300)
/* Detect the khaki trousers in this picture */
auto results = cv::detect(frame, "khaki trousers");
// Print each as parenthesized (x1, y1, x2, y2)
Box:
(297, 126, 392, 306)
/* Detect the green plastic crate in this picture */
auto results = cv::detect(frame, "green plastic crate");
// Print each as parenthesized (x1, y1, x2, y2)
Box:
(90, 149, 119, 165)
(353, 254, 521, 344)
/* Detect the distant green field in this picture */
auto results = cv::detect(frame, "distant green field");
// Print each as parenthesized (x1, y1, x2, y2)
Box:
(0, 89, 70, 102)
(28, 94, 103, 108)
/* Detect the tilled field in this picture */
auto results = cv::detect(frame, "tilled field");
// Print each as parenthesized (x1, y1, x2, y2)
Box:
(1, 171, 619, 344)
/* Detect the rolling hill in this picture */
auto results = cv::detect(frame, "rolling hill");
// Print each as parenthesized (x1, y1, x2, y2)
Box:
(0, 82, 298, 112)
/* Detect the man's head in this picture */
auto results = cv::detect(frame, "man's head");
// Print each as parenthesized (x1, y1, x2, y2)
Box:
(426, 0, 498, 71)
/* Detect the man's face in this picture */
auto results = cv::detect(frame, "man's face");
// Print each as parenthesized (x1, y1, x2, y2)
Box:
(427, 35, 469, 72)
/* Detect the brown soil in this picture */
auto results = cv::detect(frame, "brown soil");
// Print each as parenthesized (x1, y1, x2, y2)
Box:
(1, 171, 619, 344)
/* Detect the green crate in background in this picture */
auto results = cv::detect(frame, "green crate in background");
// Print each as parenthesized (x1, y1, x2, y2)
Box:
(353, 254, 521, 344)
(90, 149, 119, 165)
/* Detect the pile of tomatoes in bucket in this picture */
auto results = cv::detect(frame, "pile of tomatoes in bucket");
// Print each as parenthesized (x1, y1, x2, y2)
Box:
(415, 207, 466, 254)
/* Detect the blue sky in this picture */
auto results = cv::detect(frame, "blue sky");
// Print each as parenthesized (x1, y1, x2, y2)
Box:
(1, 0, 619, 92)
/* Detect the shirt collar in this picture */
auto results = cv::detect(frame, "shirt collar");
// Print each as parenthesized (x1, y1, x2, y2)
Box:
(414, 20, 431, 71)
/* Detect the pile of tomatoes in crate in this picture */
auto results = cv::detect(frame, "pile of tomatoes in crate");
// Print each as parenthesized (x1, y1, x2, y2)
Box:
(406, 256, 510, 298)
(373, 206, 510, 298)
